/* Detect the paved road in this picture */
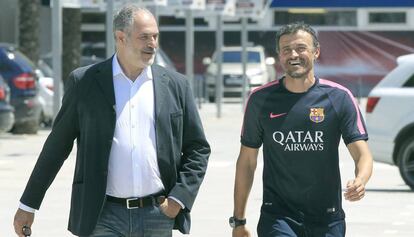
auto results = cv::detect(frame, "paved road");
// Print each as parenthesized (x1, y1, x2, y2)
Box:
(1, 102, 413, 237)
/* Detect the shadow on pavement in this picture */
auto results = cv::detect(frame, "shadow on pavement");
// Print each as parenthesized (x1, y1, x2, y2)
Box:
(365, 188, 413, 193)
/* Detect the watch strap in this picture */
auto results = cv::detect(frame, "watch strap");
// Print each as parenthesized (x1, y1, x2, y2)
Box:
(229, 216, 246, 228)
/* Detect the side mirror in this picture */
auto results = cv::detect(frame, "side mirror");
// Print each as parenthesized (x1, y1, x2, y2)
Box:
(202, 57, 212, 65)
(265, 57, 275, 65)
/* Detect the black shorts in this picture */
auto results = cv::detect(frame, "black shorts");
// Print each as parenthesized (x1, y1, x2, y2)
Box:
(257, 212, 346, 237)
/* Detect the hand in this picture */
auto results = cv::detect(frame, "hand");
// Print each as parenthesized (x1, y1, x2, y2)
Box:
(344, 177, 366, 201)
(14, 208, 34, 236)
(159, 198, 181, 218)
(232, 226, 251, 237)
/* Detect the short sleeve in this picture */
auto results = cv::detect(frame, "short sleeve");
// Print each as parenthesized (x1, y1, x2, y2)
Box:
(240, 95, 263, 148)
(339, 91, 368, 145)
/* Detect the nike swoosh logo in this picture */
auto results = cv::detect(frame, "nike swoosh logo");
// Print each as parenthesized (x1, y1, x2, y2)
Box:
(270, 112, 287, 119)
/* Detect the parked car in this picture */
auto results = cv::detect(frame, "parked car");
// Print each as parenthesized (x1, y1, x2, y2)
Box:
(366, 53, 414, 189)
(0, 74, 14, 133)
(34, 67, 54, 126)
(203, 45, 275, 102)
(0, 43, 42, 134)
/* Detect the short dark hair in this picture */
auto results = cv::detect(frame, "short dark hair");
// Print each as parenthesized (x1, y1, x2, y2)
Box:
(275, 22, 320, 55)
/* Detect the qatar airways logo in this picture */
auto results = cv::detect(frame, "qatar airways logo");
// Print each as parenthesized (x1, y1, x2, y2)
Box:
(272, 131, 324, 151)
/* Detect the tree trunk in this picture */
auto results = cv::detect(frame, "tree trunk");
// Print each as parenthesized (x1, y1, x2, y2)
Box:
(62, 7, 81, 83)
(18, 0, 40, 63)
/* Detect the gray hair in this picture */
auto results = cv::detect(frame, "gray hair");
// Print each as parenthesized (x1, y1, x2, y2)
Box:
(113, 4, 154, 39)
(275, 22, 320, 55)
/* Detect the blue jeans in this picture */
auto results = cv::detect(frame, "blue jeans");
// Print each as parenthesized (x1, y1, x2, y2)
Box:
(84, 200, 175, 237)
(257, 212, 346, 237)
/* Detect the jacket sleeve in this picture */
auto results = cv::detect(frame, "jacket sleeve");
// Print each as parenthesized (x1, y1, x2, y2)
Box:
(20, 72, 80, 209)
(168, 79, 211, 211)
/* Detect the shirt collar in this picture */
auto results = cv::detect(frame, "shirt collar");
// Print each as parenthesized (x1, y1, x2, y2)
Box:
(112, 54, 153, 81)
(112, 54, 124, 78)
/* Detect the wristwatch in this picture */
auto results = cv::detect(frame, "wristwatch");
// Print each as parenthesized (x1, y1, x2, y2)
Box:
(229, 216, 246, 228)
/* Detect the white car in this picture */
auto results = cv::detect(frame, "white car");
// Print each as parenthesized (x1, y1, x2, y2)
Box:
(35, 65, 54, 126)
(365, 53, 414, 189)
(203, 46, 275, 102)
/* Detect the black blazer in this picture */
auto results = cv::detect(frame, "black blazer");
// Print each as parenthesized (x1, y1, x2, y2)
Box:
(20, 57, 210, 236)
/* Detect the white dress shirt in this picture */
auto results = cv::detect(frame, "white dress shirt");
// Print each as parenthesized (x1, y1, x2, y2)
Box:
(106, 55, 164, 198)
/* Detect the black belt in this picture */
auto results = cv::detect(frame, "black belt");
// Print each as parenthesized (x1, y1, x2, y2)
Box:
(106, 195, 165, 209)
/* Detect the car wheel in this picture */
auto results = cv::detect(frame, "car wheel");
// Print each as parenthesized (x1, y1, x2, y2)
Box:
(397, 137, 414, 190)
(11, 120, 39, 134)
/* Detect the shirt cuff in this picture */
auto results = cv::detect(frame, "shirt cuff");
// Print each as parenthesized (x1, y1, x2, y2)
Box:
(168, 196, 185, 209)
(19, 202, 37, 213)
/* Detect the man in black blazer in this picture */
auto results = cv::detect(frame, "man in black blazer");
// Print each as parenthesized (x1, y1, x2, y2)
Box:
(14, 5, 210, 237)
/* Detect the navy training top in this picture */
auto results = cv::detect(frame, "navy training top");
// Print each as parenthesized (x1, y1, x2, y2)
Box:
(241, 77, 368, 224)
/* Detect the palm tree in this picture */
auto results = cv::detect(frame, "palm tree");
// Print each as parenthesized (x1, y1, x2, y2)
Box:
(18, 0, 40, 62)
(62, 7, 81, 83)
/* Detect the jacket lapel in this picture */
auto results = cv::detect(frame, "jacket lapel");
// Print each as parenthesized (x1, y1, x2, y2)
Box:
(95, 57, 116, 108)
(152, 65, 169, 122)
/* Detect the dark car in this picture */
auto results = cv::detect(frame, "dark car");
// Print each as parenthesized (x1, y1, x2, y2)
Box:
(0, 43, 42, 134)
(0, 74, 14, 133)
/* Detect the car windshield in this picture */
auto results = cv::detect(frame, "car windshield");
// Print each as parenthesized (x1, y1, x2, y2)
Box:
(222, 51, 261, 63)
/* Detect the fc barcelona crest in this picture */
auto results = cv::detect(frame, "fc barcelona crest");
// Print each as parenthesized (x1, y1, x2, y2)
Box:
(309, 108, 325, 123)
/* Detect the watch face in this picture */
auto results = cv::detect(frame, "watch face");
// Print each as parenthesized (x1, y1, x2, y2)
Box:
(229, 216, 246, 228)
